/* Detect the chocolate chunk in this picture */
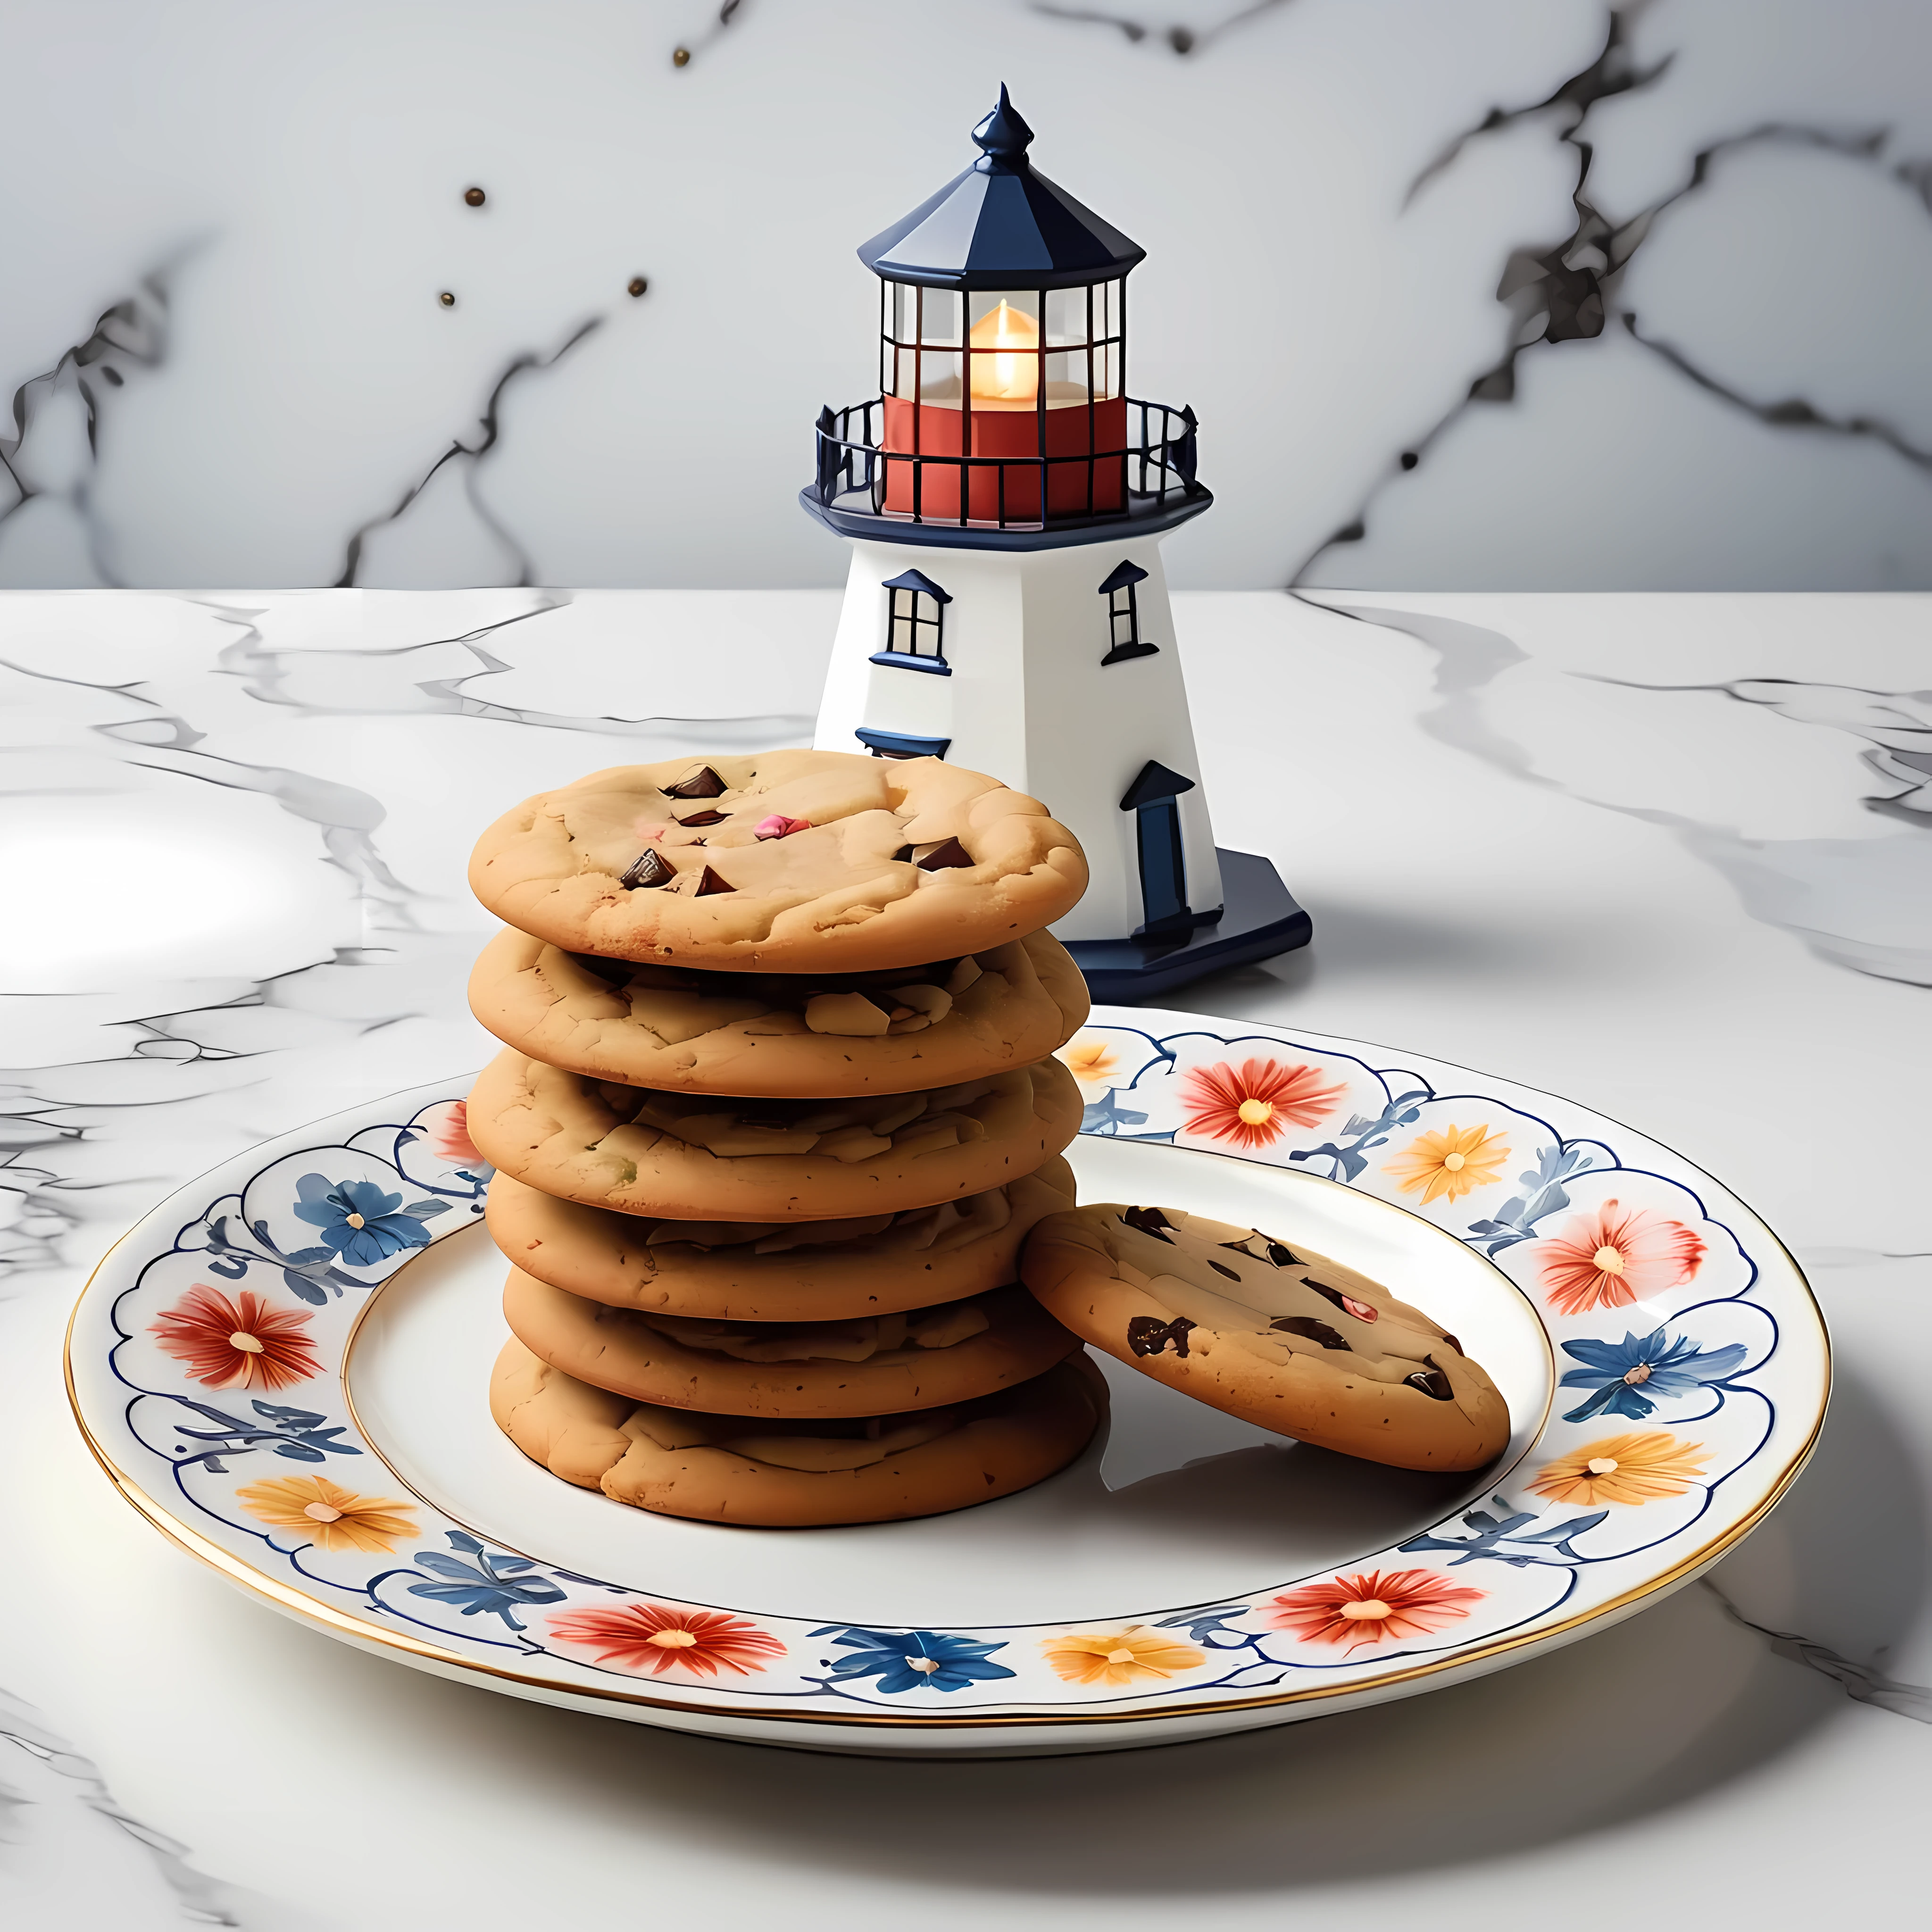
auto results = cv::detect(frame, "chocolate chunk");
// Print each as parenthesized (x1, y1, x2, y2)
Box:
(675, 808, 727, 828)
(891, 844, 915, 862)
(1126, 1314, 1195, 1358)
(916, 837, 974, 872)
(664, 766, 726, 799)
(692, 866, 734, 896)
(1207, 1257, 1241, 1282)
(1266, 1241, 1301, 1269)
(1269, 1314, 1351, 1352)
(620, 849, 675, 891)
(1403, 1356, 1455, 1401)
(1121, 1206, 1174, 1242)
(1440, 1332, 1462, 1355)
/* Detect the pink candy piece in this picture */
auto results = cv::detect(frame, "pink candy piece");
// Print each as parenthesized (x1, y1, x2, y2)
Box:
(754, 814, 812, 840)
(633, 821, 669, 842)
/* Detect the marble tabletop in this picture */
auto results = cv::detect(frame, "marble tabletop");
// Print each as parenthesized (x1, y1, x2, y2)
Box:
(2, 588, 1925, 1930)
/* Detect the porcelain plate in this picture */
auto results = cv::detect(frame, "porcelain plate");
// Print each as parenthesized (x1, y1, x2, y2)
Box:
(67, 1008, 1828, 1756)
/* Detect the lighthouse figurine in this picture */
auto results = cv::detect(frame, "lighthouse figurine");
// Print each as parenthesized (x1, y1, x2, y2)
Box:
(802, 87, 1311, 1000)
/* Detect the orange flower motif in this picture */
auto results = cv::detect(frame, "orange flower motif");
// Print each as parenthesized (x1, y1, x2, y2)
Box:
(1179, 1057, 1345, 1149)
(1059, 1035, 1122, 1087)
(1529, 1431, 1708, 1507)
(548, 1601, 786, 1678)
(1384, 1123, 1511, 1205)
(234, 1475, 416, 1553)
(1261, 1568, 1485, 1654)
(1537, 1199, 1706, 1316)
(418, 1099, 485, 1169)
(1040, 1625, 1207, 1686)
(150, 1285, 323, 1391)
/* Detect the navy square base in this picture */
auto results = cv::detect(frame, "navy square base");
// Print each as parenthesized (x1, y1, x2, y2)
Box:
(1061, 849, 1312, 1004)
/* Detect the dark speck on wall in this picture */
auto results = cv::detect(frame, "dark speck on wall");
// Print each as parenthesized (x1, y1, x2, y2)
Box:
(628, 277, 649, 298)
(464, 186, 486, 208)
(438, 291, 456, 308)
(673, 47, 690, 67)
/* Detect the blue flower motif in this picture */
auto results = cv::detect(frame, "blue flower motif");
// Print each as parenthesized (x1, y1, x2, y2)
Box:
(403, 1531, 565, 1631)
(292, 1174, 440, 1268)
(1559, 1326, 1750, 1423)
(1081, 1091, 1149, 1135)
(815, 1626, 1016, 1694)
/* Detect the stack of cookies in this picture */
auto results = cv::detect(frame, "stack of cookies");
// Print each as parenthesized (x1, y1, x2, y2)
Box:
(462, 749, 1107, 1527)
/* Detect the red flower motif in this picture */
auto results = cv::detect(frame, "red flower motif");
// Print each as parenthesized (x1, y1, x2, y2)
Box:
(547, 1601, 786, 1678)
(1179, 1057, 1345, 1149)
(417, 1099, 485, 1170)
(1538, 1198, 1707, 1316)
(149, 1285, 323, 1391)
(1261, 1568, 1485, 1653)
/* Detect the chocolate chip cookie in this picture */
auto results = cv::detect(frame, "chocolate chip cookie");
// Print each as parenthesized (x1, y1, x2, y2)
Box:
(468, 750, 1086, 973)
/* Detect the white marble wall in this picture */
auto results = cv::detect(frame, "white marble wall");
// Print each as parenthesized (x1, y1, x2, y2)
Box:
(2, 0, 1928, 592)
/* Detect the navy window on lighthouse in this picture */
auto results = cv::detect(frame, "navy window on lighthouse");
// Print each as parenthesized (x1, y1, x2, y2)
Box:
(1099, 560, 1156, 666)
(871, 569, 952, 675)
(1119, 760, 1196, 937)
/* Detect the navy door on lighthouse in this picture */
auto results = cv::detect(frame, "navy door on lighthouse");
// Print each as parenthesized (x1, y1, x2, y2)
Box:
(1119, 760, 1196, 937)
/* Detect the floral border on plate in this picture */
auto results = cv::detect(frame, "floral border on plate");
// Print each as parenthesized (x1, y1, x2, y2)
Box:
(68, 1008, 1827, 1724)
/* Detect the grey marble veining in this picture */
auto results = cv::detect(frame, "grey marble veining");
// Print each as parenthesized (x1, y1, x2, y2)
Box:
(334, 322, 603, 591)
(0, 1685, 264, 1929)
(0, 265, 179, 590)
(1701, 1580, 1932, 1724)
(1304, 5, 1932, 588)
(1318, 596, 1932, 983)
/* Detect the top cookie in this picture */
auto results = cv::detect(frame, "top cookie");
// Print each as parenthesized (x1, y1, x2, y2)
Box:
(468, 750, 1088, 973)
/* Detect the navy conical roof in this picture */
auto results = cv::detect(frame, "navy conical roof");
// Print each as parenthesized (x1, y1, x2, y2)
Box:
(858, 86, 1145, 291)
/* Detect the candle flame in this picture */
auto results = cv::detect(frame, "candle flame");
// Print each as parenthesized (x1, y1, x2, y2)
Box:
(968, 300, 1039, 404)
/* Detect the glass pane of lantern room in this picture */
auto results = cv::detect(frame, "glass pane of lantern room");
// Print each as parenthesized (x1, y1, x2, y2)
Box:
(1043, 287, 1091, 348)
(886, 284, 914, 399)
(918, 289, 961, 346)
(917, 289, 962, 402)
(1043, 350, 1093, 410)
(966, 290, 1041, 333)
(966, 291, 1043, 410)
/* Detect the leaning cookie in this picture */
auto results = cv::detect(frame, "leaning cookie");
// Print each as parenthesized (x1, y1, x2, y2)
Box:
(1022, 1204, 1509, 1472)
(485, 1158, 1075, 1321)
(467, 927, 1089, 1098)
(467, 749, 1086, 973)
(489, 1341, 1107, 1526)
(503, 1271, 1079, 1418)
(467, 1049, 1081, 1221)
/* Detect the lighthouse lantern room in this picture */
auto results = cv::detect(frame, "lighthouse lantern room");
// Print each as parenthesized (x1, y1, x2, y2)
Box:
(803, 87, 1311, 1000)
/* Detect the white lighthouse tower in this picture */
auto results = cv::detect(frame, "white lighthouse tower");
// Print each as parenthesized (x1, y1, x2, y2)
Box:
(803, 88, 1309, 999)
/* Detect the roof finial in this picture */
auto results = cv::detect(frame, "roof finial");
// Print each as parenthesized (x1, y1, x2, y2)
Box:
(972, 83, 1034, 171)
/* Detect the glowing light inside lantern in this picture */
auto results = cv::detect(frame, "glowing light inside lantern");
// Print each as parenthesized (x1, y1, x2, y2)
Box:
(969, 300, 1039, 404)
